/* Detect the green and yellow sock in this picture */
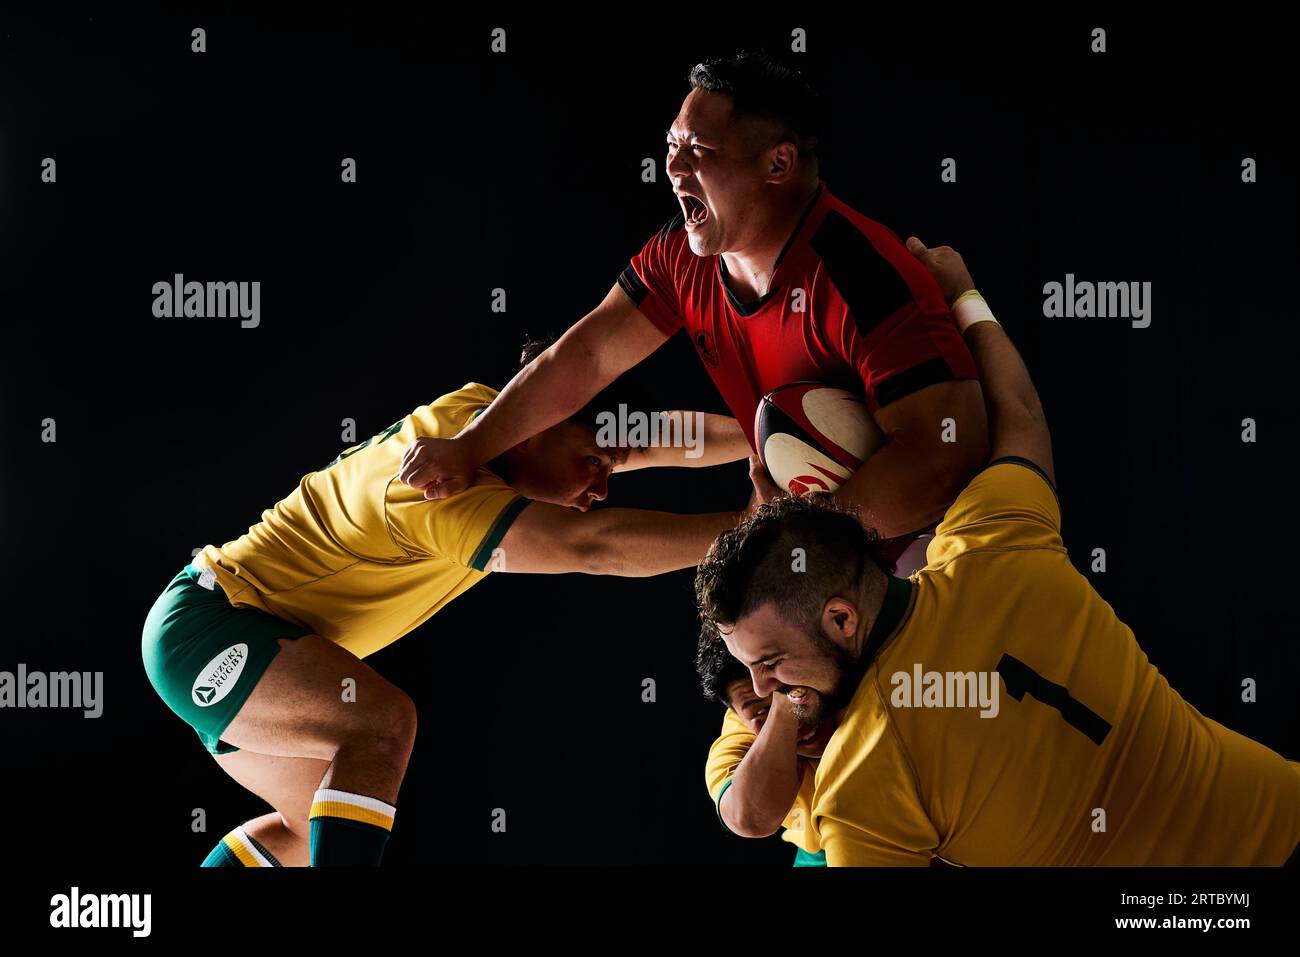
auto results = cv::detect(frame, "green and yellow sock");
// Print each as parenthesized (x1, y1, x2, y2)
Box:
(308, 788, 396, 867)
(201, 825, 282, 867)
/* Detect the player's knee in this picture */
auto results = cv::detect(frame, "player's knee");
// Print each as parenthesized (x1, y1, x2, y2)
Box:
(279, 805, 312, 838)
(357, 686, 418, 757)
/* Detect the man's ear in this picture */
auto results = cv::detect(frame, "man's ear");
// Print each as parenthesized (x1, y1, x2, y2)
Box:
(822, 597, 858, 644)
(766, 141, 800, 182)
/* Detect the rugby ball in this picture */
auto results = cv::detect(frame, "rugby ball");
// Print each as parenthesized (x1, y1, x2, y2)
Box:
(755, 383, 883, 494)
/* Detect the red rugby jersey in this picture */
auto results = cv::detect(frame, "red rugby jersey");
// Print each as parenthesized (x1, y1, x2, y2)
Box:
(617, 182, 978, 451)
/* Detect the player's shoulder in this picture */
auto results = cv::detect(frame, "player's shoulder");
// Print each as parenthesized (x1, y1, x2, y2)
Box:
(422, 382, 498, 422)
(626, 208, 707, 298)
(924, 457, 1064, 569)
(625, 207, 693, 274)
(444, 382, 499, 406)
(654, 209, 687, 245)
(393, 383, 502, 457)
(812, 189, 909, 263)
(807, 187, 945, 324)
(959, 456, 1061, 520)
(629, 208, 688, 253)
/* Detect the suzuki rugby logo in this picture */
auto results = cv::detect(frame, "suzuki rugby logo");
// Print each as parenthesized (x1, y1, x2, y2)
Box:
(191, 644, 249, 708)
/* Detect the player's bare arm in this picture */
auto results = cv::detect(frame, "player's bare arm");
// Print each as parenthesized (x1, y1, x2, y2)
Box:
(614, 412, 750, 471)
(493, 501, 743, 576)
(906, 237, 1055, 484)
(493, 454, 781, 575)
(719, 690, 803, 838)
(399, 283, 670, 499)
(832, 379, 989, 539)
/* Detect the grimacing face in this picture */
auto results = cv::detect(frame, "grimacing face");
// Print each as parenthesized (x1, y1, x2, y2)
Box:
(666, 88, 789, 259)
(720, 599, 860, 734)
(507, 422, 625, 512)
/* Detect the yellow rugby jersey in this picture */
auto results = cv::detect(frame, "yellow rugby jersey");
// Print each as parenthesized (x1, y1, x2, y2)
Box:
(193, 383, 532, 659)
(705, 706, 821, 854)
(813, 458, 1300, 866)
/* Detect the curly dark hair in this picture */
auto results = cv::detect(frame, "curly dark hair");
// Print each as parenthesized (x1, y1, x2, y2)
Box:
(694, 494, 888, 636)
(695, 620, 752, 706)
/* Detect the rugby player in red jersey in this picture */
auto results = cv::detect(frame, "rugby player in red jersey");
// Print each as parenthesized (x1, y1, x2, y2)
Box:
(399, 51, 988, 572)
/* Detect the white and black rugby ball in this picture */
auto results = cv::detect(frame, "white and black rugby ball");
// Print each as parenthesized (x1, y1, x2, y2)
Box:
(755, 383, 883, 494)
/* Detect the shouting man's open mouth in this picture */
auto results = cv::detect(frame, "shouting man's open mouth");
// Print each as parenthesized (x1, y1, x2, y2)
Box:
(676, 189, 709, 228)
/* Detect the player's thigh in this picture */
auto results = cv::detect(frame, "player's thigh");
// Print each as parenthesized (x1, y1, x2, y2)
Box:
(212, 748, 330, 831)
(142, 566, 414, 760)
(220, 633, 416, 760)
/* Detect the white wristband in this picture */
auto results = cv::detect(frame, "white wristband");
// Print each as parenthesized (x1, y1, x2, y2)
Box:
(952, 290, 998, 333)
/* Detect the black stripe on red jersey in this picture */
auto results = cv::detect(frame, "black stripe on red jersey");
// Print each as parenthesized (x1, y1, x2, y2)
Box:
(618, 264, 649, 306)
(810, 210, 915, 339)
(658, 211, 686, 243)
(873, 357, 955, 408)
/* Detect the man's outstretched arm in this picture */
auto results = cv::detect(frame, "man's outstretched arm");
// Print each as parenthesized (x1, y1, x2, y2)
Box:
(490, 501, 742, 577)
(483, 457, 775, 576)
(614, 413, 751, 471)
(399, 282, 670, 498)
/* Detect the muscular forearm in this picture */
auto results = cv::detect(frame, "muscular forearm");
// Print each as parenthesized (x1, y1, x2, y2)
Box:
(617, 412, 751, 470)
(461, 335, 610, 464)
(833, 379, 988, 538)
(961, 319, 1048, 447)
(720, 713, 802, 838)
(902, 239, 1052, 478)
(578, 508, 741, 576)
(833, 435, 968, 538)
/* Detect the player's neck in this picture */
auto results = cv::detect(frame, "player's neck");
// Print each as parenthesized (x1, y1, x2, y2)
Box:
(850, 570, 890, 664)
(721, 179, 820, 301)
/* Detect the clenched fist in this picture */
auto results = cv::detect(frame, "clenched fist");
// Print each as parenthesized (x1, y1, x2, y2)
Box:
(397, 436, 478, 500)
(906, 236, 976, 306)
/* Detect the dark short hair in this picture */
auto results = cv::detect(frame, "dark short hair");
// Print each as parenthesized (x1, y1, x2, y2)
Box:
(687, 51, 824, 161)
(695, 494, 887, 635)
(696, 620, 752, 706)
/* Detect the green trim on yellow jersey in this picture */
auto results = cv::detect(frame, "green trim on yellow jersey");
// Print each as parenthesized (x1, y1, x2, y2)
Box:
(714, 776, 736, 834)
(468, 496, 533, 571)
(190, 384, 527, 661)
(863, 575, 916, 666)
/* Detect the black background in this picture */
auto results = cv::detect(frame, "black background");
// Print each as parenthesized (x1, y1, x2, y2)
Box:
(1, 8, 1297, 873)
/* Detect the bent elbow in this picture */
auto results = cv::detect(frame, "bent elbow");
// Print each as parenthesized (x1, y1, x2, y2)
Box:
(727, 807, 785, 840)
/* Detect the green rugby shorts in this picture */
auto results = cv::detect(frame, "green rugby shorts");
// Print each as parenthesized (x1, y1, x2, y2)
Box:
(141, 564, 312, 754)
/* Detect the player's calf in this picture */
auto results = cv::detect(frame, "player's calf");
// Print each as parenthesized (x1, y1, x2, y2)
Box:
(202, 819, 289, 867)
(202, 752, 329, 866)
(217, 636, 417, 866)
(142, 565, 417, 866)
